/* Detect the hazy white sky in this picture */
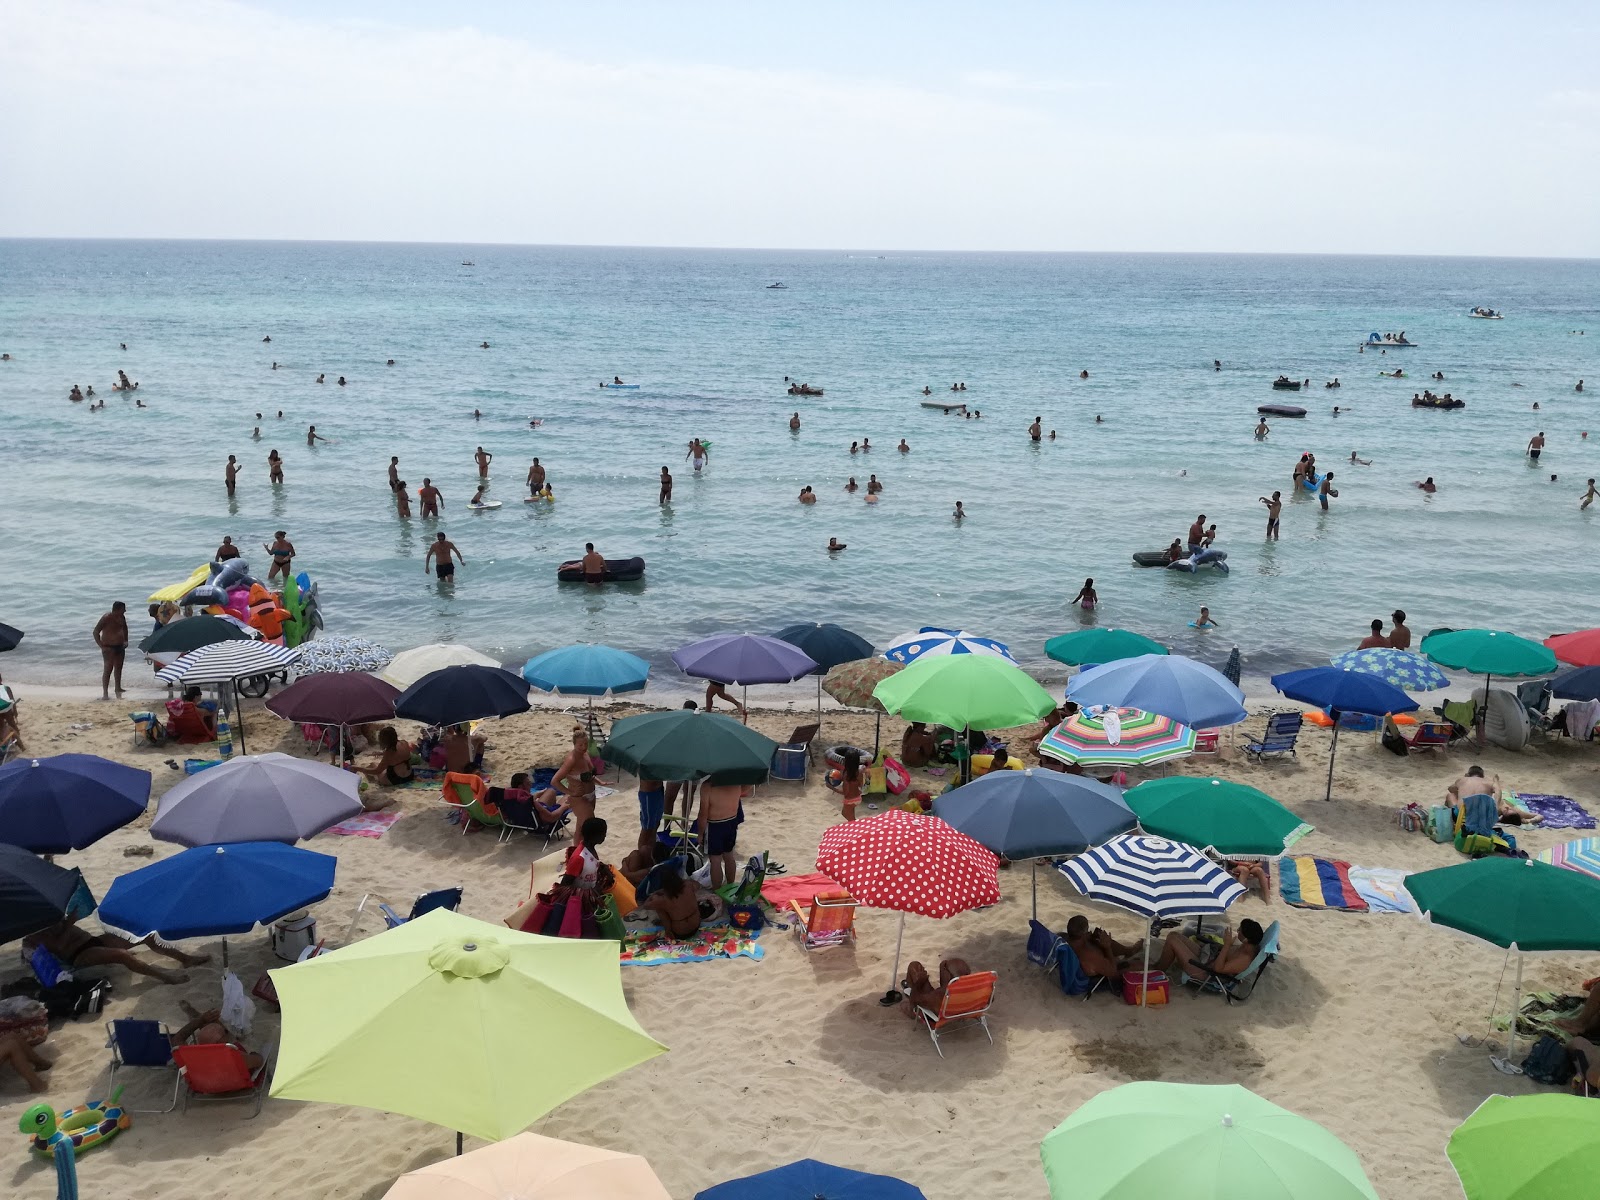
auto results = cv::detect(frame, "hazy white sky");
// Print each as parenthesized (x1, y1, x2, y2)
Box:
(3, 0, 1597, 255)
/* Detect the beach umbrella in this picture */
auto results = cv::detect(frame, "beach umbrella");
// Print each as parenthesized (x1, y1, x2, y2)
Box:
(1544, 628, 1600, 668)
(1422, 629, 1558, 745)
(1406, 857, 1600, 1069)
(932, 768, 1135, 917)
(379, 643, 501, 689)
(294, 634, 393, 675)
(384, 1132, 671, 1200)
(150, 753, 362, 846)
(0, 621, 22, 652)
(816, 809, 999, 1006)
(521, 643, 650, 697)
(138, 614, 251, 656)
(0, 845, 90, 945)
(872, 654, 1055, 733)
(774, 623, 874, 722)
(1448, 1093, 1600, 1200)
(1123, 777, 1312, 857)
(1222, 645, 1242, 688)
(882, 626, 1013, 664)
(394, 664, 530, 726)
(156, 639, 302, 753)
(1330, 647, 1450, 691)
(269, 908, 666, 1148)
(99, 842, 337, 941)
(1066, 654, 1247, 730)
(1044, 628, 1167, 666)
(266, 672, 399, 726)
(673, 633, 816, 721)
(822, 657, 902, 754)
(1271, 666, 1419, 801)
(1537, 838, 1600, 881)
(0, 754, 151, 854)
(601, 710, 777, 784)
(1040, 1081, 1379, 1200)
(697, 1159, 927, 1200)
(1039, 708, 1196, 769)
(1551, 666, 1600, 701)
(1058, 834, 1244, 1005)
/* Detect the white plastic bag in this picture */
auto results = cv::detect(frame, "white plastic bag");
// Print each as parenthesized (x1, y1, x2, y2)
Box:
(220, 969, 254, 1037)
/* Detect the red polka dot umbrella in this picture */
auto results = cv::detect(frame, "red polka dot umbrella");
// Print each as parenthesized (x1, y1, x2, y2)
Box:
(816, 809, 999, 1005)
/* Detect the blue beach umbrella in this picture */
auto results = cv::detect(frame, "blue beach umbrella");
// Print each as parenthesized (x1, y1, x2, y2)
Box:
(521, 643, 650, 698)
(99, 842, 336, 941)
(1067, 654, 1247, 730)
(0, 844, 93, 946)
(882, 626, 1014, 664)
(696, 1158, 927, 1200)
(393, 664, 531, 726)
(1330, 647, 1450, 691)
(1272, 666, 1418, 801)
(0, 754, 152, 855)
(1551, 666, 1600, 702)
(0, 621, 23, 652)
(773, 622, 874, 721)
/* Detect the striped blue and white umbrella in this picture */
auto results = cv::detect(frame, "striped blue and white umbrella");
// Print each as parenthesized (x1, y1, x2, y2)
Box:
(156, 640, 300, 686)
(882, 626, 1014, 665)
(1330, 648, 1450, 692)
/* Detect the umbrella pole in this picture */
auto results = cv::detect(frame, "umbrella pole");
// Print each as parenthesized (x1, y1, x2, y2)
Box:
(1479, 673, 1493, 748)
(1323, 720, 1340, 802)
(742, 684, 749, 725)
(1494, 952, 1526, 1074)
(816, 675, 822, 728)
(234, 680, 247, 755)
(873, 708, 882, 759)
(456, 1131, 463, 1156)
(1031, 859, 1038, 922)
(1141, 927, 1154, 1008)
(879, 911, 907, 1007)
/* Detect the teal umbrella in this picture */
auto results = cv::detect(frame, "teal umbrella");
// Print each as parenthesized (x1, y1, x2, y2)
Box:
(600, 710, 778, 784)
(1123, 776, 1312, 856)
(1044, 628, 1168, 667)
(1420, 629, 1558, 744)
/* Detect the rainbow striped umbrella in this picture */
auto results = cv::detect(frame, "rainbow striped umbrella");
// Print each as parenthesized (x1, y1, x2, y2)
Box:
(1537, 838, 1600, 882)
(1039, 707, 1196, 768)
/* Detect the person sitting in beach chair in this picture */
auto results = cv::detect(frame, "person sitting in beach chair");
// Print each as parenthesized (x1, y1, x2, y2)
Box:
(491, 771, 570, 842)
(443, 724, 487, 774)
(164, 687, 217, 744)
(1223, 858, 1272, 901)
(1556, 977, 1600, 1039)
(901, 958, 972, 1016)
(1156, 919, 1264, 984)
(1063, 915, 1143, 987)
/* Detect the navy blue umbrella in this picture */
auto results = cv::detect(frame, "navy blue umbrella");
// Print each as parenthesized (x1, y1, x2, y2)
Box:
(1271, 666, 1418, 801)
(0, 754, 152, 854)
(1552, 666, 1600, 701)
(933, 768, 1136, 918)
(0, 621, 22, 652)
(99, 842, 336, 941)
(393, 664, 531, 726)
(0, 844, 90, 945)
(696, 1159, 927, 1200)
(773, 622, 873, 721)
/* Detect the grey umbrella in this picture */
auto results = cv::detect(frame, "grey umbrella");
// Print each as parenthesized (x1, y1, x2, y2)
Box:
(149, 753, 363, 846)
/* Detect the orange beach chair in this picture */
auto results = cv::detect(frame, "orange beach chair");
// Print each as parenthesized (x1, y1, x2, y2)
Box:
(915, 970, 999, 1058)
(788, 890, 858, 951)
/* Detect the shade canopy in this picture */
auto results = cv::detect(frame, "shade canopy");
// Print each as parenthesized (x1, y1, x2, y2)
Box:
(872, 654, 1056, 731)
(816, 810, 998, 919)
(383, 1133, 672, 1200)
(0, 621, 22, 652)
(1271, 666, 1420, 715)
(1329, 647, 1450, 691)
(1420, 629, 1557, 678)
(155, 639, 300, 685)
(0, 845, 89, 945)
(1040, 707, 1197, 769)
(932, 769, 1136, 860)
(672, 633, 817, 685)
(882, 627, 1013, 664)
(0, 754, 151, 854)
(1123, 777, 1311, 857)
(1448, 1093, 1600, 1200)
(293, 635, 393, 675)
(1551, 666, 1600, 701)
(821, 658, 902, 710)
(1044, 628, 1168, 666)
(521, 643, 650, 697)
(138, 614, 252, 656)
(1066, 654, 1247, 729)
(601, 710, 777, 784)
(772, 623, 874, 673)
(1543, 628, 1600, 669)
(99, 842, 337, 939)
(1059, 834, 1245, 919)
(265, 672, 400, 726)
(394, 665, 531, 725)
(150, 753, 363, 846)
(697, 1159, 927, 1200)
(379, 643, 501, 689)
(1406, 857, 1600, 952)
(269, 909, 666, 1143)
(1537, 838, 1600, 882)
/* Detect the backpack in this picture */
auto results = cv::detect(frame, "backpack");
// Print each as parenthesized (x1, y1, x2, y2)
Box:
(41, 978, 113, 1019)
(1521, 1034, 1574, 1086)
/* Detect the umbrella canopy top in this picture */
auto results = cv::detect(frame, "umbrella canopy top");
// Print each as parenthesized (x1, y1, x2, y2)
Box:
(99, 841, 337, 940)
(1420, 629, 1558, 678)
(265, 672, 400, 726)
(0, 844, 89, 946)
(1329, 648, 1451, 692)
(932, 769, 1135, 859)
(1059, 834, 1245, 919)
(0, 621, 22, 652)
(1040, 1081, 1379, 1200)
(1406, 856, 1600, 952)
(1044, 628, 1168, 667)
(384, 1132, 672, 1200)
(150, 753, 363, 846)
(672, 633, 817, 685)
(293, 635, 393, 675)
(872, 654, 1056, 731)
(696, 1158, 928, 1200)
(1123, 776, 1312, 857)
(1067, 654, 1248, 730)
(1551, 666, 1600, 702)
(0, 753, 151, 855)
(138, 614, 253, 656)
(1039, 708, 1196, 768)
(882, 626, 1013, 664)
(772, 622, 874, 673)
(821, 657, 903, 710)
(155, 639, 300, 685)
(394, 664, 531, 726)
(601, 710, 778, 784)
(1537, 838, 1600, 882)
(521, 643, 650, 697)
(815, 809, 999, 918)
(378, 643, 501, 689)
(1448, 1093, 1600, 1200)
(1543, 628, 1600, 669)
(1271, 666, 1421, 716)
(268, 908, 666, 1143)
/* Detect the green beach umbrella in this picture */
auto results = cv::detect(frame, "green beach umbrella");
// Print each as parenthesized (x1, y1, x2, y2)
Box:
(268, 908, 665, 1149)
(1044, 628, 1168, 667)
(871, 653, 1056, 732)
(1420, 629, 1557, 744)
(1040, 1081, 1379, 1200)
(600, 709, 777, 784)
(1448, 1093, 1600, 1200)
(1123, 776, 1313, 857)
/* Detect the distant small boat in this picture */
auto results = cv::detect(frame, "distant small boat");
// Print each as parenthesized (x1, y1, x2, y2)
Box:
(1364, 332, 1416, 347)
(461, 261, 475, 266)
(767, 282, 787, 289)
(1258, 404, 1307, 417)
(1468, 307, 1503, 319)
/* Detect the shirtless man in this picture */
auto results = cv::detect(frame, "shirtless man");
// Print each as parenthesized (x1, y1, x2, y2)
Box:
(866, 475, 883, 495)
(798, 486, 816, 504)
(697, 780, 751, 889)
(388, 456, 400, 492)
(1358, 619, 1389, 649)
(1064, 915, 1143, 986)
(789, 411, 801, 431)
(474, 446, 492, 479)
(1254, 418, 1269, 440)
(418, 478, 443, 518)
(527, 458, 546, 496)
(425, 532, 463, 580)
(902, 958, 972, 1016)
(1350, 451, 1372, 465)
(844, 478, 859, 493)
(687, 438, 708, 472)
(659, 466, 672, 504)
(898, 439, 910, 453)
(1187, 514, 1207, 553)
(704, 680, 747, 718)
(267, 449, 284, 483)
(93, 602, 129, 700)
(264, 531, 295, 582)
(952, 501, 964, 521)
(224, 454, 239, 495)
(1028, 416, 1042, 442)
(25, 916, 208, 985)
(1318, 472, 1336, 511)
(215, 536, 240, 561)
(1388, 610, 1411, 649)
(1529, 432, 1546, 461)
(1260, 491, 1282, 540)
(581, 542, 605, 584)
(1157, 918, 1264, 983)
(1446, 764, 1528, 823)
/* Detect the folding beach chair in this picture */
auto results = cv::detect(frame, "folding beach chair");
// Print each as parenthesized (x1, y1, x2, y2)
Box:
(1179, 921, 1279, 1004)
(772, 723, 820, 783)
(1437, 699, 1478, 744)
(788, 890, 858, 951)
(1384, 716, 1453, 754)
(495, 789, 570, 849)
(915, 970, 999, 1058)
(1026, 919, 1061, 969)
(380, 886, 464, 928)
(105, 1018, 180, 1113)
(441, 772, 501, 833)
(1191, 729, 1221, 757)
(1243, 712, 1302, 762)
(171, 1041, 273, 1117)
(636, 856, 688, 903)
(659, 813, 705, 872)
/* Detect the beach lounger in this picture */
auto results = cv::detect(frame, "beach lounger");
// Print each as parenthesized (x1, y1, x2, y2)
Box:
(1179, 921, 1279, 1004)
(442, 772, 501, 833)
(1243, 713, 1301, 762)
(380, 886, 464, 928)
(788, 890, 858, 951)
(495, 788, 569, 848)
(171, 1042, 273, 1117)
(105, 1018, 180, 1113)
(916, 970, 999, 1058)
(1384, 716, 1453, 754)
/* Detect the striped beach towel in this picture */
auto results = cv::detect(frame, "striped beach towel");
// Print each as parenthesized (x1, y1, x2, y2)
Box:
(1277, 856, 1368, 912)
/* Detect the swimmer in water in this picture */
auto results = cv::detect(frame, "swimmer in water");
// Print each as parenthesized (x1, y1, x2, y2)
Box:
(849, 441, 859, 454)
(1048, 430, 1056, 440)
(613, 376, 624, 385)
(307, 425, 326, 446)
(1193, 606, 1219, 629)
(687, 438, 708, 472)
(1581, 479, 1597, 510)
(828, 537, 846, 552)
(790, 412, 800, 430)
(387, 359, 395, 366)
(1255, 419, 1270, 440)
(898, 439, 910, 453)
(866, 475, 883, 495)
(1029, 416, 1042, 442)
(337, 376, 346, 386)
(844, 478, 858, 493)
(952, 500, 965, 521)
(921, 386, 931, 395)
(1350, 451, 1371, 465)
(1079, 370, 1089, 379)
(798, 486, 816, 505)
(252, 426, 261, 440)
(1417, 477, 1437, 493)
(1095, 414, 1104, 424)
(316, 374, 324, 384)
(480, 341, 489, 349)
(861, 437, 871, 452)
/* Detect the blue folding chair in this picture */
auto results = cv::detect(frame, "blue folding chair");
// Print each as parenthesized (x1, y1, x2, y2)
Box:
(1026, 918, 1061, 968)
(1244, 712, 1303, 762)
(380, 886, 463, 928)
(105, 1018, 180, 1112)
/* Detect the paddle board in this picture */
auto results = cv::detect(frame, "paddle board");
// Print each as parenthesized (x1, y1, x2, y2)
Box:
(602, 383, 640, 389)
(468, 501, 502, 510)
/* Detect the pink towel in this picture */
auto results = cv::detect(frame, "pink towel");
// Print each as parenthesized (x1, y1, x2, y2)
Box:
(760, 871, 843, 909)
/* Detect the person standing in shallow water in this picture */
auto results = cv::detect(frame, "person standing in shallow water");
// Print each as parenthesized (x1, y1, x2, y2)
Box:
(93, 601, 129, 701)
(659, 466, 672, 504)
(224, 455, 238, 495)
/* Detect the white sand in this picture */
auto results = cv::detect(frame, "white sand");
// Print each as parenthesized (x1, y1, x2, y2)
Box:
(1, 692, 1594, 1199)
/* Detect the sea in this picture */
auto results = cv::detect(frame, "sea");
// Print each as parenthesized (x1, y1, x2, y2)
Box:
(1, 241, 1596, 696)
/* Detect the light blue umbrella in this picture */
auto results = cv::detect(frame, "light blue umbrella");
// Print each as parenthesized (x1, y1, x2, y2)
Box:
(1330, 648, 1450, 691)
(1066, 654, 1247, 729)
(521, 643, 650, 698)
(882, 626, 1014, 664)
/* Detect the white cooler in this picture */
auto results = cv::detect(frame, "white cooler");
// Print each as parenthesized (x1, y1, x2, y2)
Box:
(271, 911, 317, 962)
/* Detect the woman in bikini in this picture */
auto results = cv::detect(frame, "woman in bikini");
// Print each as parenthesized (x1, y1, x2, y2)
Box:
(355, 727, 410, 808)
(544, 726, 598, 829)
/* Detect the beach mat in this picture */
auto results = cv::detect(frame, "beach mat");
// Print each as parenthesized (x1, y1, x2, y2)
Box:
(621, 925, 764, 966)
(760, 872, 843, 909)
(1512, 792, 1596, 830)
(1491, 991, 1587, 1041)
(1346, 865, 1415, 914)
(1277, 856, 1368, 912)
(319, 810, 402, 839)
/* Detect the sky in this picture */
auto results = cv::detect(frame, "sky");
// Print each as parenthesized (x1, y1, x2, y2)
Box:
(3, 0, 1597, 255)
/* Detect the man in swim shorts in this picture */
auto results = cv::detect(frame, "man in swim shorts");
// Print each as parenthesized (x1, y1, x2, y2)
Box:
(1259, 491, 1281, 539)
(475, 446, 492, 479)
(697, 779, 751, 889)
(581, 542, 605, 584)
(527, 458, 546, 495)
(425, 532, 463, 579)
(638, 774, 665, 834)
(687, 438, 708, 472)
(388, 456, 400, 491)
(1029, 416, 1042, 442)
(704, 680, 747, 718)
(225, 454, 238, 495)
(25, 916, 209, 985)
(418, 478, 443, 518)
(1318, 472, 1336, 511)
(1529, 432, 1545, 461)
(93, 601, 129, 700)
(1187, 514, 1207, 553)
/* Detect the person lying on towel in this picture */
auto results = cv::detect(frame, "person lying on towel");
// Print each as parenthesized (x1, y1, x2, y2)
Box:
(1064, 915, 1144, 986)
(902, 958, 971, 1016)
(1157, 919, 1264, 983)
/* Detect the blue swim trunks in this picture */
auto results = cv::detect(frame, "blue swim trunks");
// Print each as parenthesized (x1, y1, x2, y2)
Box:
(638, 788, 665, 831)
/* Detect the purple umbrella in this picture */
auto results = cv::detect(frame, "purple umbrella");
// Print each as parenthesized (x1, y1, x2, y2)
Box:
(673, 634, 818, 722)
(266, 672, 400, 760)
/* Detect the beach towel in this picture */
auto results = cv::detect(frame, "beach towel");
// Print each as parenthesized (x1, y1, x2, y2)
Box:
(1346, 866, 1416, 914)
(759, 871, 843, 910)
(1490, 991, 1588, 1041)
(319, 810, 402, 839)
(620, 925, 764, 966)
(1277, 856, 1368, 912)
(1513, 793, 1596, 830)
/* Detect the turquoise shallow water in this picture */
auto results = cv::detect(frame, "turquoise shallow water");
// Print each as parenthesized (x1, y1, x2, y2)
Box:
(1, 241, 1597, 689)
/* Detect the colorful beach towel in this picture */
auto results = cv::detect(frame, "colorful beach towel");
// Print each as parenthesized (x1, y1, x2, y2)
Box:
(1490, 991, 1587, 1041)
(759, 871, 843, 910)
(319, 810, 402, 839)
(1277, 856, 1368, 912)
(1346, 865, 1416, 914)
(621, 926, 764, 966)
(1512, 792, 1597, 830)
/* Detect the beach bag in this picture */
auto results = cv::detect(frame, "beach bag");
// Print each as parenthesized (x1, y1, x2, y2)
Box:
(1398, 803, 1428, 833)
(594, 895, 626, 942)
(1428, 806, 1454, 843)
(727, 903, 765, 934)
(1521, 1034, 1574, 1086)
(42, 977, 112, 1019)
(1122, 970, 1169, 1006)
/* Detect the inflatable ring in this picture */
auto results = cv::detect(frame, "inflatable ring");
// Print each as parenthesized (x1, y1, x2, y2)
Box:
(823, 743, 870, 770)
(25, 1095, 131, 1159)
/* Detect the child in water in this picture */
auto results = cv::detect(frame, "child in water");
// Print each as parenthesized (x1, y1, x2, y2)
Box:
(1071, 578, 1097, 611)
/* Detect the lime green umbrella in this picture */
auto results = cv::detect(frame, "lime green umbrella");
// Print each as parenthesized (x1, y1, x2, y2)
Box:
(872, 653, 1056, 731)
(268, 908, 666, 1146)
(1044, 628, 1168, 666)
(1448, 1093, 1600, 1200)
(1420, 629, 1557, 744)
(1123, 777, 1313, 856)
(1040, 1081, 1379, 1200)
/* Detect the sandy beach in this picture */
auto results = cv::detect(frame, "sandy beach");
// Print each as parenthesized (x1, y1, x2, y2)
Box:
(2, 688, 1596, 1199)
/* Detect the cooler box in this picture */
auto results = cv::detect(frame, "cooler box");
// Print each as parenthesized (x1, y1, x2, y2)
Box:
(1122, 970, 1169, 1006)
(271, 911, 317, 962)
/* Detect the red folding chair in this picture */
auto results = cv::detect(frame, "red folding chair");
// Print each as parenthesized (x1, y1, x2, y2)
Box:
(171, 1042, 272, 1117)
